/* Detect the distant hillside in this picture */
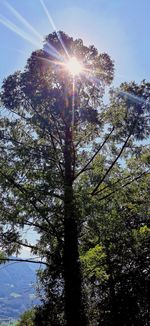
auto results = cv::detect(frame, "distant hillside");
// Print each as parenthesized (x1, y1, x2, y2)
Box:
(0, 259, 42, 320)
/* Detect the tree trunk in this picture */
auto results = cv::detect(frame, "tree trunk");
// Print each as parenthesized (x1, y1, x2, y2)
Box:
(63, 125, 83, 326)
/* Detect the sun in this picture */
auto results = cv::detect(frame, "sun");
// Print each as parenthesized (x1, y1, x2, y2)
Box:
(65, 57, 83, 76)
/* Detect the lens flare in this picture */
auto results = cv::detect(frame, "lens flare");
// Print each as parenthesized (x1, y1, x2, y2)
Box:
(0, 14, 41, 48)
(1, 2, 63, 61)
(66, 57, 83, 76)
(40, 0, 69, 58)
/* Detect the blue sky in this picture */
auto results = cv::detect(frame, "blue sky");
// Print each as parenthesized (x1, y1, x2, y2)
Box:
(0, 0, 150, 88)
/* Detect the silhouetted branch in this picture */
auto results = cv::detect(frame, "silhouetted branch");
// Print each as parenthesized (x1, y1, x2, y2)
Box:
(91, 133, 131, 195)
(0, 257, 48, 266)
(96, 169, 150, 200)
(74, 127, 114, 180)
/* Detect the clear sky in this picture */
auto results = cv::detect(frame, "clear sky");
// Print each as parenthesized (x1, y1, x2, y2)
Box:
(0, 0, 150, 257)
(0, 0, 150, 88)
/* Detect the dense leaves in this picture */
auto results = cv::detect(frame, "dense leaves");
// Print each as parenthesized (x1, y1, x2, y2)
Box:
(17, 309, 36, 326)
(79, 156, 150, 325)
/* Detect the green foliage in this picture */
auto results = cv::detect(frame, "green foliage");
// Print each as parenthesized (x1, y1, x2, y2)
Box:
(0, 251, 5, 259)
(16, 309, 35, 326)
(0, 31, 149, 325)
(79, 160, 150, 325)
(0, 250, 6, 263)
(81, 244, 108, 281)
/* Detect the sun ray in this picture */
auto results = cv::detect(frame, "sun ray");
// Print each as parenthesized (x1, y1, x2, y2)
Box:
(72, 77, 75, 126)
(36, 55, 65, 69)
(0, 13, 62, 60)
(5, 2, 43, 42)
(44, 42, 63, 61)
(37, 53, 85, 81)
(4, 2, 62, 61)
(40, 0, 69, 58)
(119, 91, 148, 105)
(0, 14, 41, 48)
(66, 57, 83, 76)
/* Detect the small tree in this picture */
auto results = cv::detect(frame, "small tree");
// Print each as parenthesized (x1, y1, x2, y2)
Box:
(17, 309, 36, 326)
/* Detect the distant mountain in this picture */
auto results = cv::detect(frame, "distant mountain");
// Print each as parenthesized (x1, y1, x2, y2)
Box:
(0, 259, 42, 320)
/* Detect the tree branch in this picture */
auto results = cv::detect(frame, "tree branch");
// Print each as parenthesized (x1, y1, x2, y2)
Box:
(0, 170, 44, 210)
(2, 233, 38, 251)
(96, 169, 150, 200)
(25, 100, 60, 144)
(2, 220, 47, 232)
(0, 257, 48, 266)
(74, 127, 114, 180)
(91, 133, 131, 195)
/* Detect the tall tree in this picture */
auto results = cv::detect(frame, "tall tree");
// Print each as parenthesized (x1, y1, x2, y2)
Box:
(0, 31, 114, 325)
(0, 31, 149, 324)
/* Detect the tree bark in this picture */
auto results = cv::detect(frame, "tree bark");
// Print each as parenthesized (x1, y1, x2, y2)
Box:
(63, 124, 83, 325)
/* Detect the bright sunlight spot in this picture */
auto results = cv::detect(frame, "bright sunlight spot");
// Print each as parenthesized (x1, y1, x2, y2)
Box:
(65, 57, 83, 76)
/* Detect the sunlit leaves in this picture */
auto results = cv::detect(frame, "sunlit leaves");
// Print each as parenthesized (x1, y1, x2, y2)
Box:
(81, 244, 108, 281)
